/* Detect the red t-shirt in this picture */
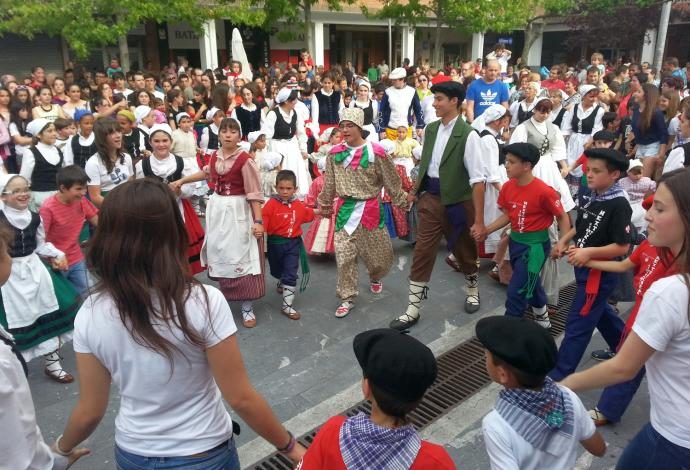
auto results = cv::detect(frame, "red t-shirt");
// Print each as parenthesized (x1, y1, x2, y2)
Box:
(39, 194, 98, 266)
(629, 240, 675, 302)
(497, 177, 564, 233)
(296, 416, 456, 470)
(541, 79, 566, 91)
(262, 198, 314, 238)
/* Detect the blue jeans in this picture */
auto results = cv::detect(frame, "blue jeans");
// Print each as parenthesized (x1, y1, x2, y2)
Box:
(617, 423, 690, 470)
(505, 238, 549, 317)
(63, 260, 89, 295)
(115, 439, 240, 470)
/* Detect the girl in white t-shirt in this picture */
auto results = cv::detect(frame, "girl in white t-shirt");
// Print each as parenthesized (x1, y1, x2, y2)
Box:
(51, 179, 306, 467)
(85, 117, 134, 207)
(561, 166, 690, 469)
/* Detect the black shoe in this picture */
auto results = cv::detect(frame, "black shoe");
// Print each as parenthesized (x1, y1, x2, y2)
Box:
(464, 295, 480, 314)
(591, 349, 616, 361)
(389, 313, 419, 331)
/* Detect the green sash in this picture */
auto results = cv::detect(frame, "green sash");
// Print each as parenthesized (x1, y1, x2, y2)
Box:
(510, 229, 550, 300)
(267, 235, 310, 292)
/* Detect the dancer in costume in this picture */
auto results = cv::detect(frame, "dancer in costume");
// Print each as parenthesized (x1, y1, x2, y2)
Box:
(174, 118, 265, 328)
(304, 158, 336, 255)
(261, 88, 311, 199)
(135, 124, 205, 275)
(0, 174, 79, 383)
(390, 81, 486, 331)
(317, 108, 408, 318)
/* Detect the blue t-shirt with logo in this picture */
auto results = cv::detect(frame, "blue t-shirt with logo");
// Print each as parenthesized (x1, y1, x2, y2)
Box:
(466, 79, 510, 118)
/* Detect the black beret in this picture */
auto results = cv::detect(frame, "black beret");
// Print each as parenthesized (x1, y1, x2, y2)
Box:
(354, 328, 437, 402)
(430, 81, 465, 102)
(476, 316, 557, 376)
(503, 142, 540, 165)
(592, 130, 616, 142)
(584, 147, 629, 172)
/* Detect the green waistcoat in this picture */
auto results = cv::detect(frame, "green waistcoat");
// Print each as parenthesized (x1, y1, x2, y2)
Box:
(416, 117, 475, 205)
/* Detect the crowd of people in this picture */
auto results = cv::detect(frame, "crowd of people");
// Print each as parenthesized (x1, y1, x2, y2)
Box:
(1, 42, 690, 469)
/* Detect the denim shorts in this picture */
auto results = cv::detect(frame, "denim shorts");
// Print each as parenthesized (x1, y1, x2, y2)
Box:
(636, 142, 661, 158)
(115, 438, 240, 470)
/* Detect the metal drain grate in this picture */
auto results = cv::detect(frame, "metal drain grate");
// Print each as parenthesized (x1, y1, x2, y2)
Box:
(253, 283, 577, 469)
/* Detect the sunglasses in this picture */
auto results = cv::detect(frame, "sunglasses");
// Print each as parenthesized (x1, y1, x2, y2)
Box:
(299, 70, 307, 74)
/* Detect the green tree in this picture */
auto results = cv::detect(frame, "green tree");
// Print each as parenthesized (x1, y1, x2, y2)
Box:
(363, 0, 538, 67)
(0, 0, 264, 67)
(521, 0, 662, 64)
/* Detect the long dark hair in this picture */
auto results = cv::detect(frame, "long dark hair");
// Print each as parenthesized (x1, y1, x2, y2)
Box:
(94, 117, 125, 173)
(86, 179, 207, 364)
(637, 83, 660, 135)
(9, 101, 31, 135)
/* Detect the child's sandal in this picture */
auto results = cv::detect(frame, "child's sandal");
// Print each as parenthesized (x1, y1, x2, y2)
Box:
(281, 308, 301, 320)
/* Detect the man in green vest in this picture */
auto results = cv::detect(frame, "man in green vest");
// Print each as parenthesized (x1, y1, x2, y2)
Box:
(390, 80, 487, 330)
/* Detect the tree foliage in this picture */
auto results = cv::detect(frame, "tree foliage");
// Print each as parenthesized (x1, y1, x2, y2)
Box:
(362, 0, 538, 34)
(0, 0, 264, 58)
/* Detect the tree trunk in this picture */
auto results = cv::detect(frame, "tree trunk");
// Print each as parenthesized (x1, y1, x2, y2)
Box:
(303, 1, 313, 59)
(116, 15, 130, 73)
(521, 19, 544, 66)
(433, 18, 442, 67)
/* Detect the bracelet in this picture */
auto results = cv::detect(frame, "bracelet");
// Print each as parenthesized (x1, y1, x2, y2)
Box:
(277, 431, 296, 454)
(254, 219, 263, 225)
(54, 434, 73, 456)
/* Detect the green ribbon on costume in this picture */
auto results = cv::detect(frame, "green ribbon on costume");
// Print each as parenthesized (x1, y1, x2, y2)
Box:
(335, 197, 384, 232)
(510, 229, 550, 300)
(267, 235, 310, 292)
(333, 144, 370, 169)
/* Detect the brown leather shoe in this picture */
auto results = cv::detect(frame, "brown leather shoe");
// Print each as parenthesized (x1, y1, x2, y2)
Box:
(281, 309, 301, 320)
(242, 318, 257, 328)
(44, 367, 75, 384)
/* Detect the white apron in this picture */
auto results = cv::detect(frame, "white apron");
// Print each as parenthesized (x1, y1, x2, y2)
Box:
(484, 166, 508, 253)
(269, 137, 311, 199)
(201, 194, 261, 279)
(566, 133, 590, 178)
(393, 157, 414, 177)
(1, 253, 58, 329)
(533, 152, 576, 212)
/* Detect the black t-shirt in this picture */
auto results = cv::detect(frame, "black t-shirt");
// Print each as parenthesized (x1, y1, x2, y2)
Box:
(575, 196, 632, 248)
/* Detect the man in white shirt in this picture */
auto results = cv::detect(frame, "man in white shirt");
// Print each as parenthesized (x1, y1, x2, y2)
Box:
(378, 67, 425, 141)
(390, 80, 486, 330)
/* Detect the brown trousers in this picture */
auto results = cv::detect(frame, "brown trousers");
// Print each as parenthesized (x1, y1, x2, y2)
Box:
(410, 193, 478, 282)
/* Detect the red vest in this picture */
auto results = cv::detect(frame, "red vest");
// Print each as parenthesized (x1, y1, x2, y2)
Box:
(210, 151, 249, 196)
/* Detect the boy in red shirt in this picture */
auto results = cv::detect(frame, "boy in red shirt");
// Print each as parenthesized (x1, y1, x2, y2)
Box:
(39, 165, 98, 295)
(262, 170, 315, 320)
(474, 143, 571, 328)
(297, 328, 455, 470)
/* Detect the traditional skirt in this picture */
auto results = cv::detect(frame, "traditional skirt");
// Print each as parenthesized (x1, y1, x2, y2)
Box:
(269, 138, 311, 199)
(202, 193, 265, 301)
(181, 198, 205, 275)
(382, 202, 397, 238)
(304, 213, 335, 255)
(0, 255, 78, 361)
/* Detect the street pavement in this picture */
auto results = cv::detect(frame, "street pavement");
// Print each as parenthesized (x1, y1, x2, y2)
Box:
(30, 238, 648, 469)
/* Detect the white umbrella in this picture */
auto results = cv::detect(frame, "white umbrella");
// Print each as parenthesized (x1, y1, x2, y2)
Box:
(231, 28, 253, 82)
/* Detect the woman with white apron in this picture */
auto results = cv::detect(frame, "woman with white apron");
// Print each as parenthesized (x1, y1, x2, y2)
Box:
(261, 88, 311, 199)
(350, 79, 379, 143)
(509, 81, 540, 129)
(560, 84, 604, 183)
(0, 174, 79, 383)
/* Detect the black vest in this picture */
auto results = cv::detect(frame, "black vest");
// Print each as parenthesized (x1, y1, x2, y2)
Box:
(207, 126, 219, 151)
(517, 102, 533, 125)
(480, 129, 506, 165)
(571, 104, 601, 135)
(234, 106, 262, 137)
(70, 134, 97, 169)
(315, 91, 341, 125)
(273, 109, 297, 139)
(552, 107, 567, 128)
(29, 146, 63, 191)
(124, 128, 144, 160)
(354, 100, 375, 126)
(141, 155, 184, 184)
(0, 211, 40, 258)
